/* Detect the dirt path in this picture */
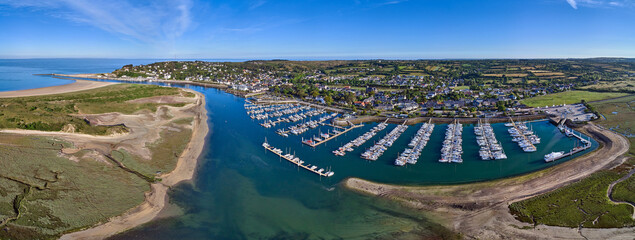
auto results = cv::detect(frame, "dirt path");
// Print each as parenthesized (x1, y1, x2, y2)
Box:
(607, 168, 635, 219)
(344, 123, 634, 239)
(0, 79, 116, 98)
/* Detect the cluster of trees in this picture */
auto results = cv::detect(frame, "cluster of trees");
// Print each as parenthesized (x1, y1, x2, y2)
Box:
(270, 84, 358, 105)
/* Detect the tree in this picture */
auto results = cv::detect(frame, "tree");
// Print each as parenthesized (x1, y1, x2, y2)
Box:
(324, 95, 333, 105)
(311, 89, 320, 98)
(344, 92, 356, 104)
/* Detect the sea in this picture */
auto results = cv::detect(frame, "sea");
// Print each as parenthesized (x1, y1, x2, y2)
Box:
(0, 59, 598, 239)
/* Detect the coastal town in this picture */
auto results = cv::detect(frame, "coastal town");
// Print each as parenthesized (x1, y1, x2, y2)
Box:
(95, 59, 633, 120)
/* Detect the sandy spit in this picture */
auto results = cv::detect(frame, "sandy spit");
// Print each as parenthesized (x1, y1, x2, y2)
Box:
(0, 79, 116, 98)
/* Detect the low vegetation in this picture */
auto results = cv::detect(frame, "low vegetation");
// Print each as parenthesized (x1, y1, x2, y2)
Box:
(592, 94, 635, 137)
(0, 134, 148, 239)
(520, 90, 628, 107)
(0, 83, 198, 239)
(580, 80, 635, 93)
(0, 84, 184, 135)
(510, 171, 634, 228)
(613, 173, 635, 205)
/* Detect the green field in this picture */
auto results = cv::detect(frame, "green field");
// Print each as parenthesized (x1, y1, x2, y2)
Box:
(0, 84, 184, 135)
(520, 90, 628, 108)
(451, 86, 470, 90)
(509, 171, 634, 228)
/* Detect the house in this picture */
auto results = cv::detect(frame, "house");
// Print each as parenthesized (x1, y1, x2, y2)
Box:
(376, 103, 395, 111)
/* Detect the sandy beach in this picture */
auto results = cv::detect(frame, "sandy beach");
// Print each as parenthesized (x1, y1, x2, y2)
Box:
(0, 79, 116, 98)
(53, 73, 229, 89)
(344, 123, 634, 239)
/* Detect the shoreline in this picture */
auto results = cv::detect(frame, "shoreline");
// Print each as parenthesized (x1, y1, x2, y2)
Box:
(343, 123, 633, 239)
(0, 79, 117, 98)
(59, 89, 209, 239)
(51, 73, 230, 90)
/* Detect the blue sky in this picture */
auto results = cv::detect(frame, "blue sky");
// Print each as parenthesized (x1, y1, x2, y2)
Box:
(0, 0, 634, 59)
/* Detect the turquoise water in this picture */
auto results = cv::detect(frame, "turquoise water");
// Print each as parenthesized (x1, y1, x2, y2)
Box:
(0, 60, 598, 239)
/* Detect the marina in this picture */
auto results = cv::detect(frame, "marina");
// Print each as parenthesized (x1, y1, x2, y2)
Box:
(439, 120, 463, 163)
(302, 122, 363, 147)
(259, 108, 326, 128)
(506, 118, 540, 152)
(475, 120, 507, 160)
(361, 123, 408, 161)
(333, 120, 389, 156)
(243, 102, 598, 180)
(277, 113, 338, 136)
(262, 140, 334, 177)
(394, 119, 434, 166)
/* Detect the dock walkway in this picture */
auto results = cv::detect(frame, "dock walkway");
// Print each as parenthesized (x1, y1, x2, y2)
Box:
(303, 124, 363, 147)
(262, 142, 334, 177)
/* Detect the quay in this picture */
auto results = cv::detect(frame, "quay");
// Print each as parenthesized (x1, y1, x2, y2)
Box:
(545, 128, 592, 162)
(262, 141, 334, 177)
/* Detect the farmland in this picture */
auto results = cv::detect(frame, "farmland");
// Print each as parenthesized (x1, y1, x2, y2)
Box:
(580, 80, 635, 93)
(520, 90, 628, 107)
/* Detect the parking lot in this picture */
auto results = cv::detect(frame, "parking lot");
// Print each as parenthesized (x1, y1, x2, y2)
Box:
(539, 103, 596, 122)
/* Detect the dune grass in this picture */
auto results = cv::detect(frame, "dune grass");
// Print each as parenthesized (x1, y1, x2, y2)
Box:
(111, 124, 192, 178)
(0, 84, 184, 135)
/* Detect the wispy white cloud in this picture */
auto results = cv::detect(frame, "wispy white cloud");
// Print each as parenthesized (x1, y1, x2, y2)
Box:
(0, 0, 193, 45)
(249, 0, 266, 10)
(564, 0, 634, 9)
(566, 0, 578, 9)
(377, 0, 409, 7)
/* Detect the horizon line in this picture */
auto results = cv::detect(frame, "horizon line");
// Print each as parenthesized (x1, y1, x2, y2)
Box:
(0, 56, 633, 62)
